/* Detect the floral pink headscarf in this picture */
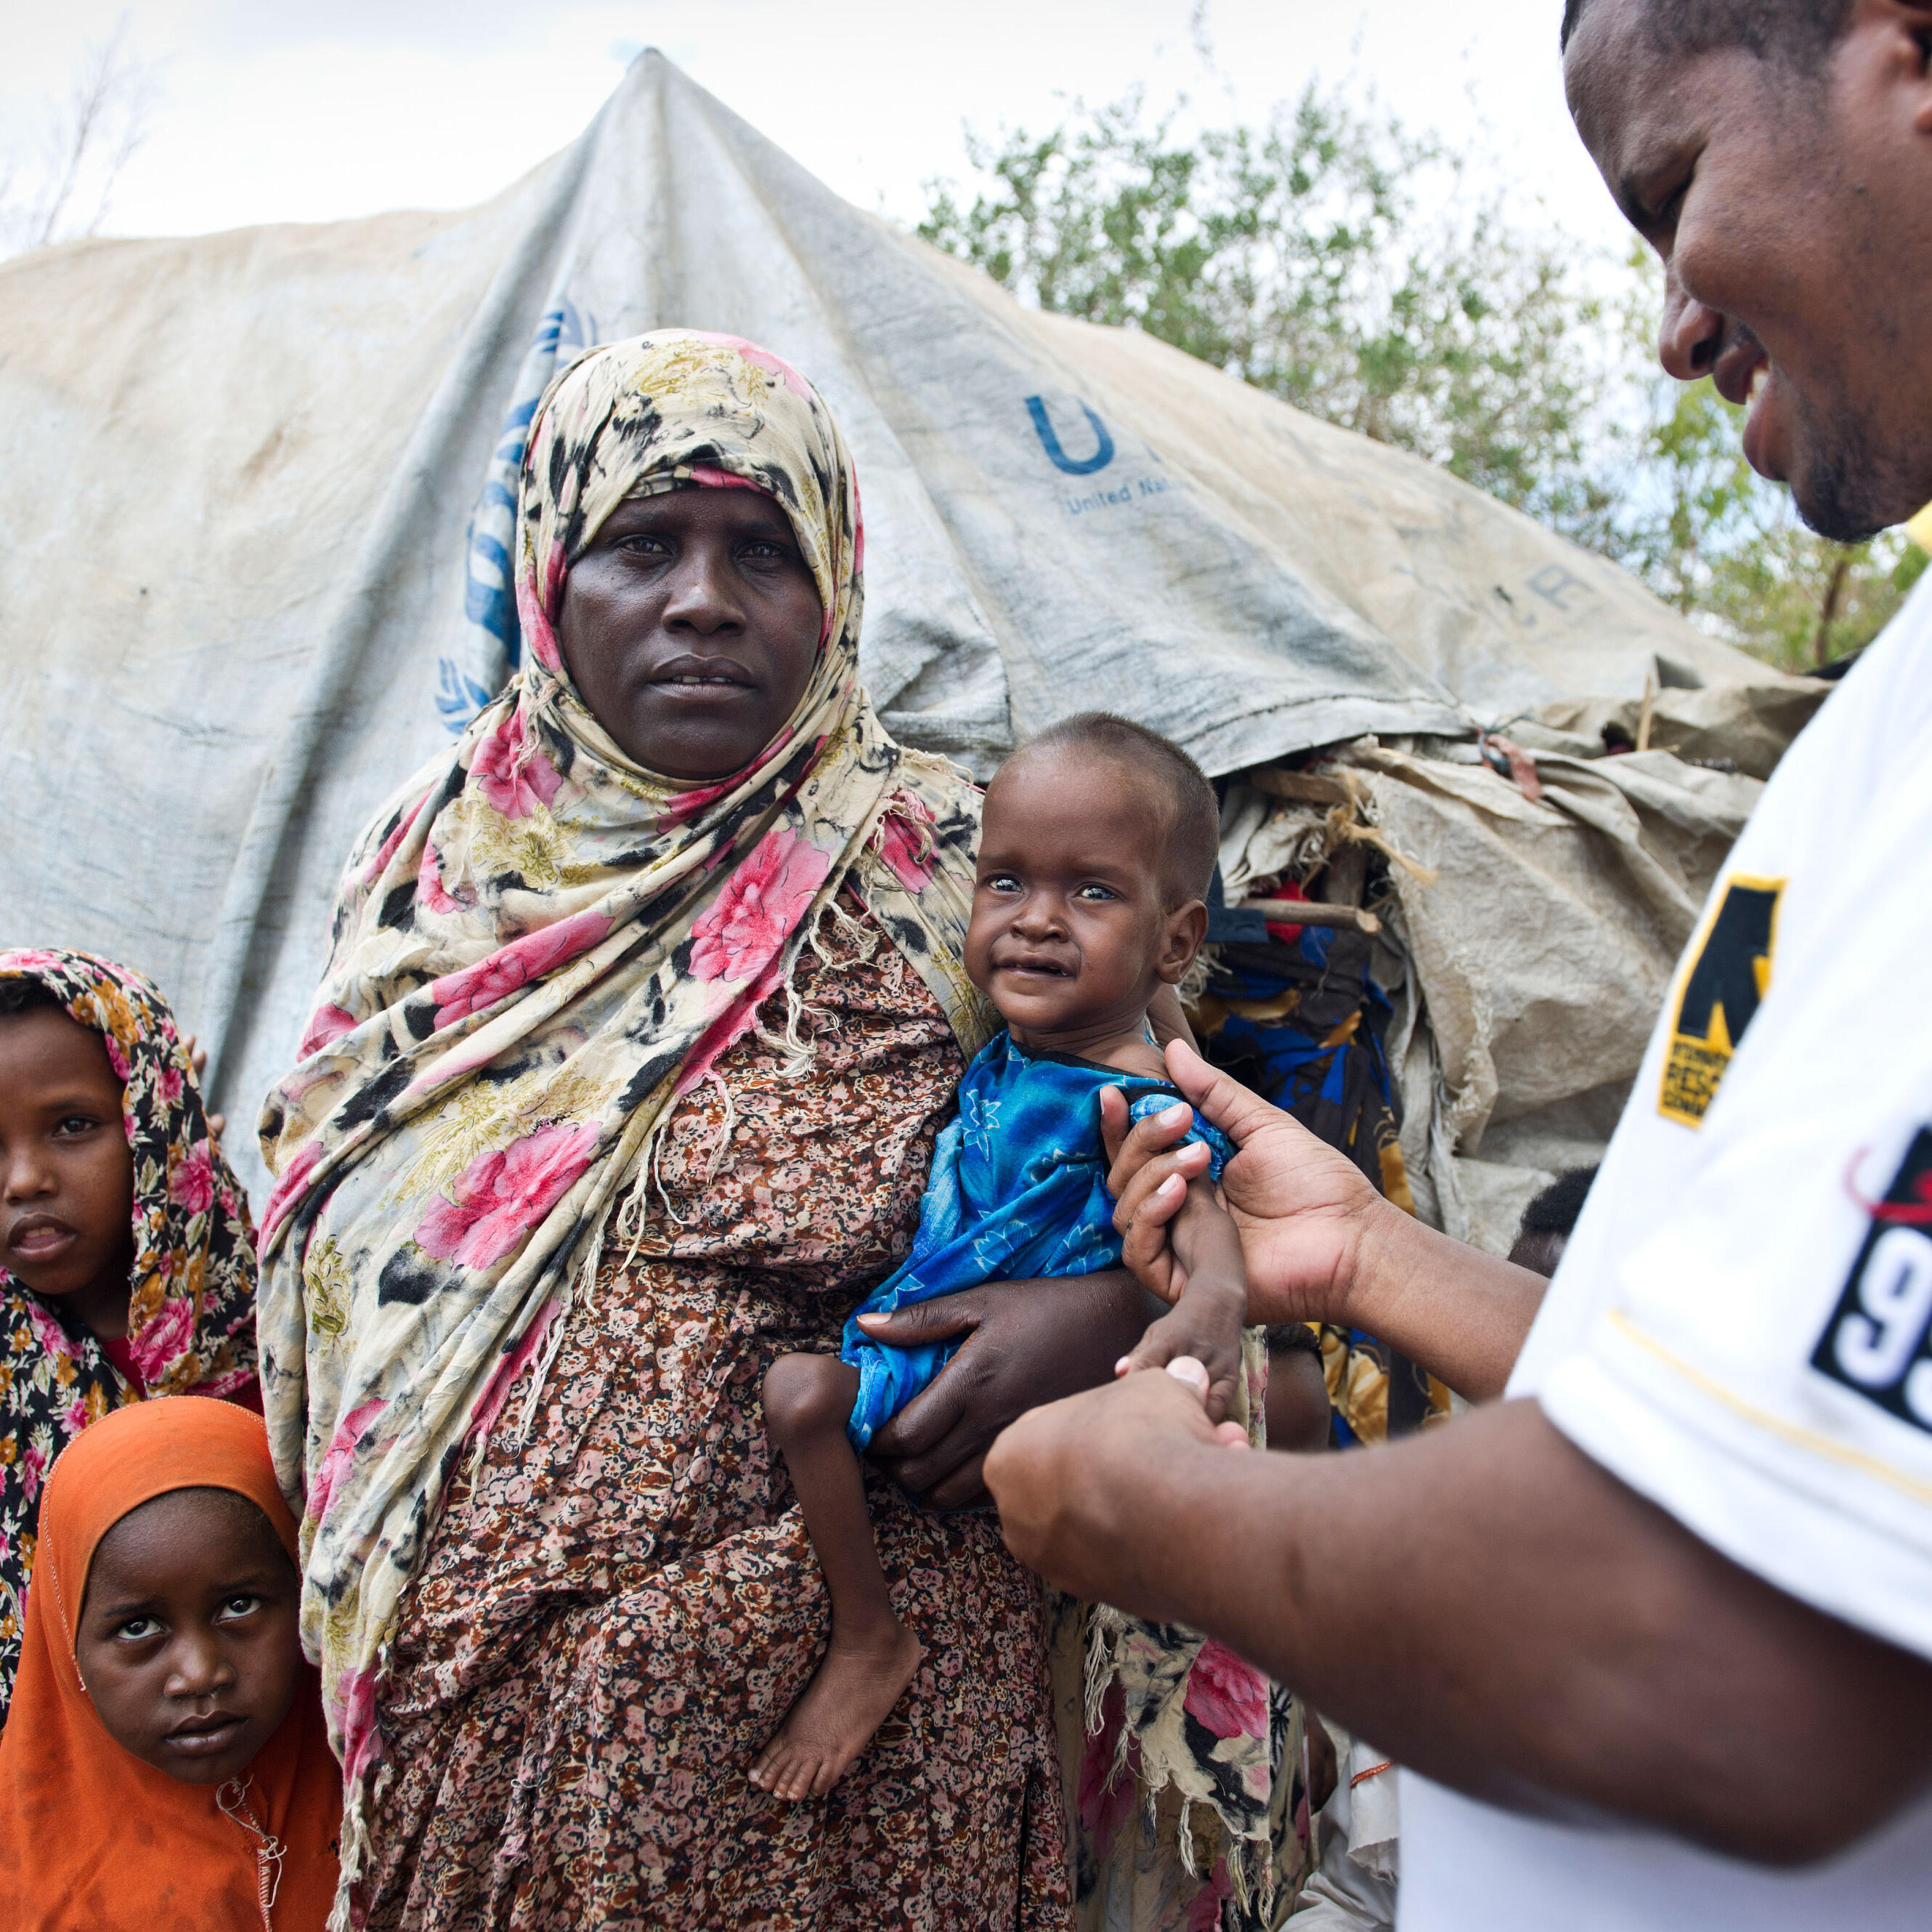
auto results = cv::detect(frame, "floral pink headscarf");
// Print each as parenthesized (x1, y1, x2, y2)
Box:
(0, 948, 256, 1719)
(253, 331, 989, 1887)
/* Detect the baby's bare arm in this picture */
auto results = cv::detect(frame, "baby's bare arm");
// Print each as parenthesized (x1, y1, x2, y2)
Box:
(1119, 1175, 1249, 1422)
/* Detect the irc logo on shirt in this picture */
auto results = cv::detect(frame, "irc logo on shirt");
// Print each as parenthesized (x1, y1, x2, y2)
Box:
(1657, 875, 1785, 1128)
(1812, 1129, 1932, 1435)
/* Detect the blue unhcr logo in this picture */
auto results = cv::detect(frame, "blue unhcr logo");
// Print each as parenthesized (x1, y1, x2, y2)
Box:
(1025, 394, 1115, 475)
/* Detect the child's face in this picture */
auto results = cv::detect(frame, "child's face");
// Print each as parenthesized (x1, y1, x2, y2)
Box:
(0, 1010, 134, 1306)
(966, 750, 1201, 1040)
(76, 1488, 304, 1787)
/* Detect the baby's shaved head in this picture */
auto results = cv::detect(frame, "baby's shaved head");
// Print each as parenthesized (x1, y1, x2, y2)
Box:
(1007, 714, 1219, 908)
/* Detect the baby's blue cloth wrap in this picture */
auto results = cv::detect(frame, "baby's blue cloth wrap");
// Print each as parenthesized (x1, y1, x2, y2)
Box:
(840, 1029, 1235, 1451)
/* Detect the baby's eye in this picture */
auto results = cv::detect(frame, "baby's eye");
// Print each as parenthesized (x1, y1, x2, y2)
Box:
(115, 1615, 160, 1641)
(985, 874, 1023, 895)
(215, 1594, 264, 1623)
(1076, 883, 1119, 902)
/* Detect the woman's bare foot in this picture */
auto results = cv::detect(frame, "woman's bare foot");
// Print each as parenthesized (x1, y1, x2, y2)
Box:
(748, 1620, 925, 1801)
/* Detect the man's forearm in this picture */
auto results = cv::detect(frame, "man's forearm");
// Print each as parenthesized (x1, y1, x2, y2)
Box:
(1001, 1390, 1932, 1863)
(1338, 1206, 1548, 1400)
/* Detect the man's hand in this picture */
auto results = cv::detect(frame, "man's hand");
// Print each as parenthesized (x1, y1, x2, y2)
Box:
(861, 1270, 1165, 1509)
(986, 1363, 1248, 1607)
(1096, 1090, 1197, 1304)
(1101, 1039, 1387, 1328)
(1102, 1039, 1546, 1400)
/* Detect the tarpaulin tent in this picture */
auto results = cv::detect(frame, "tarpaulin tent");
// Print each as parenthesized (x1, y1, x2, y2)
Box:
(1216, 743, 1769, 1256)
(0, 51, 1817, 1210)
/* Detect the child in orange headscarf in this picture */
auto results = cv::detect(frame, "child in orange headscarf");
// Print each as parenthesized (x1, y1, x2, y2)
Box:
(0, 1398, 341, 1931)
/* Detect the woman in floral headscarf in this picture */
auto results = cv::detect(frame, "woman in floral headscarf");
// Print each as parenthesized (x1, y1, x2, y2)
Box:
(0, 949, 259, 1721)
(259, 330, 1147, 1928)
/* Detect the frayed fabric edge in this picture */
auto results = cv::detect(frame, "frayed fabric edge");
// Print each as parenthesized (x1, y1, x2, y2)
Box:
(1081, 1601, 1277, 1917)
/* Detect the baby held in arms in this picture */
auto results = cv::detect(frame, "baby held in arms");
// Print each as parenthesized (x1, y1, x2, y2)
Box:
(750, 713, 1249, 1801)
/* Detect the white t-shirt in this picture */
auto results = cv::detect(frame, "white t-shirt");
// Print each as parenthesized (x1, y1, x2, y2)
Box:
(1402, 577, 1932, 1930)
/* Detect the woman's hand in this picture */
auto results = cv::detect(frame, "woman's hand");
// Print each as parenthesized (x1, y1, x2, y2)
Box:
(1100, 1039, 1387, 1330)
(860, 1270, 1166, 1509)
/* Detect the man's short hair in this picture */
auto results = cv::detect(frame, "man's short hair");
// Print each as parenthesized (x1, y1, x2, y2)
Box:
(1560, 0, 1855, 70)
(1019, 712, 1221, 906)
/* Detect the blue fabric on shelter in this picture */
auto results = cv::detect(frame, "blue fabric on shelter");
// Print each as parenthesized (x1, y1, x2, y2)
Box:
(840, 1029, 1234, 1451)
(1217, 1013, 1395, 1112)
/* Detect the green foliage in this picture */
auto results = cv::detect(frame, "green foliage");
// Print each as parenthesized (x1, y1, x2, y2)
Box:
(921, 85, 1613, 537)
(921, 88, 1920, 673)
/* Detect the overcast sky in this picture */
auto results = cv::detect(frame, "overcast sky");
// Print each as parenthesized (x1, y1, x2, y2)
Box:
(3, 1, 1631, 255)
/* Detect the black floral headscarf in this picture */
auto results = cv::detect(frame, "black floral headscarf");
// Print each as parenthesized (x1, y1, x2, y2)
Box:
(0, 948, 256, 1717)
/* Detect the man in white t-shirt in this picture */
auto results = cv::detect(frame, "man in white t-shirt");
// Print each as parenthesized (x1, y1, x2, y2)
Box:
(976, 1, 1932, 1925)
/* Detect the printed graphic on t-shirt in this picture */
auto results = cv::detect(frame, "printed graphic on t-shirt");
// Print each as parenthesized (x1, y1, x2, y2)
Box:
(1658, 875, 1785, 1128)
(1812, 1128, 1932, 1434)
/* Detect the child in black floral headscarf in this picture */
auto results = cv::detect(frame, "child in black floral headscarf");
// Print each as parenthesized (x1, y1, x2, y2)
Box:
(0, 948, 259, 1721)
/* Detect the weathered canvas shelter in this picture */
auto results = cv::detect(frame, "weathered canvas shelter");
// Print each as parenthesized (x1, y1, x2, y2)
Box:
(0, 52, 1817, 1217)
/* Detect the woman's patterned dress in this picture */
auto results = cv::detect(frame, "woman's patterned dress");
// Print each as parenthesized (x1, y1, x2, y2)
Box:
(361, 900, 1073, 1930)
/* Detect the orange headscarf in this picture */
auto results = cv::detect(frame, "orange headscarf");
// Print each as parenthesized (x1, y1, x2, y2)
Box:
(0, 1398, 341, 1931)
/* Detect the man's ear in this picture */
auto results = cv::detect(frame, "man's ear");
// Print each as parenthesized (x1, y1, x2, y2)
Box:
(1901, 0, 1932, 132)
(1156, 900, 1209, 984)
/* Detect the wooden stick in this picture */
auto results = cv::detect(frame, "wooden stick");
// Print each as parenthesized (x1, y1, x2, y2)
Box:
(1252, 768, 1355, 806)
(1322, 843, 1368, 909)
(1241, 898, 1382, 937)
